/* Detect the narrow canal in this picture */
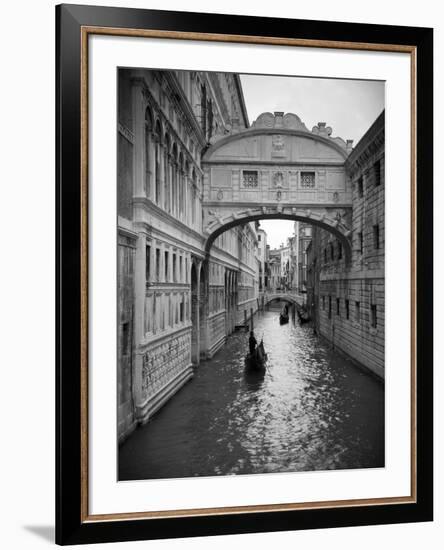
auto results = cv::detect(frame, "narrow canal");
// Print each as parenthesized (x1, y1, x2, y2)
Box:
(119, 309, 384, 481)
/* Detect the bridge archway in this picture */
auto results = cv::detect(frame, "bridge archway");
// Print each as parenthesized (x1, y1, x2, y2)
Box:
(264, 294, 302, 307)
(202, 112, 354, 261)
(204, 212, 352, 263)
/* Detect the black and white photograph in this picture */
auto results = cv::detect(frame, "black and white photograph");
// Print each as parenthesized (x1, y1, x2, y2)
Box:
(117, 68, 385, 481)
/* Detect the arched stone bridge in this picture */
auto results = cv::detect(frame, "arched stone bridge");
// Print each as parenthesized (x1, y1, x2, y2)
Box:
(261, 291, 304, 308)
(202, 111, 354, 260)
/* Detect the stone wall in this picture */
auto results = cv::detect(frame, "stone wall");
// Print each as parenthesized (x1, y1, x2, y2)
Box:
(313, 111, 385, 378)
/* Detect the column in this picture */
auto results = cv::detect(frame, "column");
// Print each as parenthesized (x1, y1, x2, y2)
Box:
(168, 248, 173, 284)
(169, 159, 173, 214)
(173, 165, 178, 217)
(148, 239, 156, 283)
(133, 233, 146, 415)
(177, 252, 181, 283)
(148, 137, 156, 202)
(159, 143, 165, 209)
(164, 151, 170, 213)
(195, 262, 201, 365)
(183, 173, 189, 225)
(178, 169, 183, 220)
(160, 242, 165, 283)
(132, 84, 146, 198)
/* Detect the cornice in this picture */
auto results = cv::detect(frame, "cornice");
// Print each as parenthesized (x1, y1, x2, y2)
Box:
(203, 127, 350, 161)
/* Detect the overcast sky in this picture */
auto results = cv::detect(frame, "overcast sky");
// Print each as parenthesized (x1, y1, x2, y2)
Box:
(239, 74, 385, 249)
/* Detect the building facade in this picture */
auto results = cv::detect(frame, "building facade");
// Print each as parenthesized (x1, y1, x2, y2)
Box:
(298, 223, 313, 294)
(308, 112, 385, 378)
(268, 248, 282, 290)
(257, 227, 268, 291)
(117, 69, 259, 442)
(279, 244, 292, 289)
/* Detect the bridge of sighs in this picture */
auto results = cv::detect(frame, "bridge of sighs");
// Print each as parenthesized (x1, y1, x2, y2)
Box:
(202, 111, 354, 260)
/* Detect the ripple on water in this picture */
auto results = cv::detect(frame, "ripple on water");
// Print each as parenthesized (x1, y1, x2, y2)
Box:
(118, 310, 384, 480)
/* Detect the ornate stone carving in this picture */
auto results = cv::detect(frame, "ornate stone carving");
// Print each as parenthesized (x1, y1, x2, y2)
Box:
(142, 333, 191, 398)
(272, 171, 285, 188)
(253, 112, 274, 128)
(312, 122, 332, 137)
(252, 111, 309, 132)
(272, 135, 286, 157)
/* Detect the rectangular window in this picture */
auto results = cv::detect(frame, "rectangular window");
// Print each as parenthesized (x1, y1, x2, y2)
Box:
(164, 251, 169, 280)
(345, 299, 350, 320)
(358, 232, 363, 254)
(180, 256, 183, 282)
(374, 159, 381, 187)
(324, 248, 327, 263)
(336, 298, 340, 316)
(371, 304, 377, 328)
(258, 234, 261, 241)
(322, 295, 325, 310)
(300, 171, 316, 188)
(180, 299, 184, 323)
(357, 176, 364, 198)
(373, 224, 380, 250)
(156, 248, 160, 280)
(146, 245, 151, 282)
(121, 322, 130, 356)
(173, 253, 177, 282)
(338, 241, 342, 260)
(242, 170, 258, 188)
(355, 301, 360, 323)
(328, 296, 332, 319)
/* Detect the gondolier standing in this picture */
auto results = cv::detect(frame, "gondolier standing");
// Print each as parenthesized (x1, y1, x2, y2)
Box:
(249, 331, 257, 356)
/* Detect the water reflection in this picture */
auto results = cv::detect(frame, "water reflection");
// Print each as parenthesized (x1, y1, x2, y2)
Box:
(119, 309, 384, 481)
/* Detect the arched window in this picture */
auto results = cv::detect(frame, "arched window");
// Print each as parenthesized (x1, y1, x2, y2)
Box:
(144, 107, 154, 197)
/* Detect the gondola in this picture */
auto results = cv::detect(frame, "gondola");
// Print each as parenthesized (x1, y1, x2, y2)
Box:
(296, 308, 310, 325)
(279, 312, 289, 325)
(279, 305, 289, 325)
(245, 339, 268, 370)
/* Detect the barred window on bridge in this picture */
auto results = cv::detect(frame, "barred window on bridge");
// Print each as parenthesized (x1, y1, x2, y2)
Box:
(242, 170, 258, 188)
(300, 171, 316, 188)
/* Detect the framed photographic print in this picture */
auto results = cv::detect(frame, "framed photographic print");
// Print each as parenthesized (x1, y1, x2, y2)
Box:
(56, 3, 433, 545)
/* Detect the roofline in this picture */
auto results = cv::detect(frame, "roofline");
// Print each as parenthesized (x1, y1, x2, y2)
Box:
(203, 127, 349, 161)
(234, 74, 250, 128)
(346, 109, 385, 167)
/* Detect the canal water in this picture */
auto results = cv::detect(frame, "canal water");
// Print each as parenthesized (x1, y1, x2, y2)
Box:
(119, 309, 384, 481)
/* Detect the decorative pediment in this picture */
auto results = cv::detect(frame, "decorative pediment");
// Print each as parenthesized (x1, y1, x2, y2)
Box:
(253, 111, 309, 132)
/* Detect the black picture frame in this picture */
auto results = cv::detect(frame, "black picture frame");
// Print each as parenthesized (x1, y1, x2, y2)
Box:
(56, 3, 433, 545)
